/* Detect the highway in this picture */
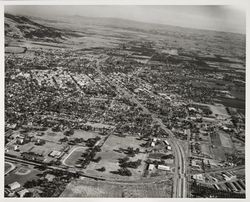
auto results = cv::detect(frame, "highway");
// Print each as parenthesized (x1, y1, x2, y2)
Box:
(95, 57, 187, 198)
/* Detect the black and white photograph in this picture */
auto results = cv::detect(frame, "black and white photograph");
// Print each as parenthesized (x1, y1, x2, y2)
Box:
(2, 0, 247, 199)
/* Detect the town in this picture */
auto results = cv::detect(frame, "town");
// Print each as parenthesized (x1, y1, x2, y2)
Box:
(4, 11, 245, 198)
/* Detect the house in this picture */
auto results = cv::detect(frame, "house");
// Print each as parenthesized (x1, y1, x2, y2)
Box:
(222, 172, 236, 181)
(17, 189, 29, 197)
(151, 142, 155, 147)
(191, 160, 201, 169)
(35, 138, 45, 145)
(148, 164, 155, 171)
(164, 140, 170, 145)
(8, 181, 21, 190)
(158, 165, 170, 171)
(45, 174, 56, 182)
(14, 145, 19, 151)
(16, 138, 24, 145)
(49, 150, 61, 158)
(188, 107, 197, 112)
(192, 174, 204, 181)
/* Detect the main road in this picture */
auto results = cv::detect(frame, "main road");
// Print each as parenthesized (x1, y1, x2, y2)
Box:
(95, 56, 187, 198)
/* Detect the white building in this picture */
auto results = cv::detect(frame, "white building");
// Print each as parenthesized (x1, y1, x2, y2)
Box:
(49, 150, 61, 157)
(158, 165, 170, 171)
(17, 189, 29, 197)
(193, 174, 204, 181)
(8, 181, 21, 190)
(167, 146, 172, 150)
(148, 164, 155, 171)
(164, 140, 170, 145)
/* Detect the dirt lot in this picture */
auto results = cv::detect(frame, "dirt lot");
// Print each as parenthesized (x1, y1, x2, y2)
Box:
(61, 177, 173, 197)
(219, 131, 233, 148)
(84, 134, 148, 181)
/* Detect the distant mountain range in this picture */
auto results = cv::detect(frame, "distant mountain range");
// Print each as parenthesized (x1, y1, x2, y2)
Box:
(5, 13, 65, 42)
(5, 12, 244, 43)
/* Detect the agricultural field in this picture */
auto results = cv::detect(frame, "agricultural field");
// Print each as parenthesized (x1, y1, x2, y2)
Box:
(210, 130, 235, 161)
(5, 46, 26, 53)
(61, 178, 173, 197)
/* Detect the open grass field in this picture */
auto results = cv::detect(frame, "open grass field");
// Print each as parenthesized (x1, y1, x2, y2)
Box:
(210, 131, 235, 160)
(219, 131, 233, 148)
(210, 132, 225, 161)
(200, 144, 212, 158)
(62, 146, 88, 167)
(217, 97, 245, 110)
(73, 130, 102, 140)
(5, 163, 11, 171)
(61, 178, 173, 197)
(209, 104, 229, 117)
(84, 134, 148, 181)
(34, 129, 102, 144)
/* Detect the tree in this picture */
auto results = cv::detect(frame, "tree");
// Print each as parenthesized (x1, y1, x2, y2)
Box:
(96, 167, 106, 172)
(93, 156, 101, 163)
(23, 192, 33, 197)
(59, 137, 68, 143)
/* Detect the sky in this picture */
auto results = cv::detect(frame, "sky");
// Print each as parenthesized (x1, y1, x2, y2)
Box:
(5, 5, 246, 34)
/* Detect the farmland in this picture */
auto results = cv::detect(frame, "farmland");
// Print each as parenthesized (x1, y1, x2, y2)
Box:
(5, 46, 26, 53)
(61, 177, 173, 197)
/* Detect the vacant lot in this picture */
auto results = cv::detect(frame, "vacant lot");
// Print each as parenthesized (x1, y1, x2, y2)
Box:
(210, 133, 225, 161)
(219, 131, 233, 148)
(61, 178, 173, 197)
(200, 144, 212, 158)
(84, 134, 148, 181)
(34, 129, 102, 144)
(218, 97, 245, 110)
(210, 131, 235, 160)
